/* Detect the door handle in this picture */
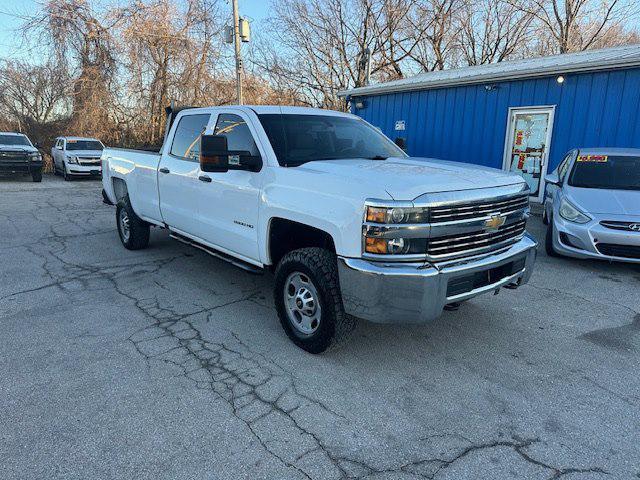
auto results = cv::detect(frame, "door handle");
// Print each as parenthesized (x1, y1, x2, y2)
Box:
(159, 167, 170, 174)
(198, 175, 212, 183)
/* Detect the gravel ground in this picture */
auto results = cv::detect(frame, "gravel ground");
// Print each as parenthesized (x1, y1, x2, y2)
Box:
(1, 175, 639, 480)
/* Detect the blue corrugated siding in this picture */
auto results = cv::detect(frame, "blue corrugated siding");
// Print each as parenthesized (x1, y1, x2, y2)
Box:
(352, 67, 640, 172)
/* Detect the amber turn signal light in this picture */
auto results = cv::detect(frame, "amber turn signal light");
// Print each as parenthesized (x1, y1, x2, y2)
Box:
(365, 237, 387, 254)
(366, 207, 387, 223)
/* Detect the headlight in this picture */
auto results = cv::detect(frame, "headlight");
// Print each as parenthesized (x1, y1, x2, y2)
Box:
(366, 206, 428, 224)
(559, 198, 591, 224)
(67, 155, 79, 164)
(28, 152, 42, 161)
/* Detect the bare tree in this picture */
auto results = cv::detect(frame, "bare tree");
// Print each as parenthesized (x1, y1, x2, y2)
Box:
(455, 0, 535, 65)
(513, 0, 636, 53)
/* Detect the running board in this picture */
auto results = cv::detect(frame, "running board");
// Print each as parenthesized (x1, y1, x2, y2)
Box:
(169, 232, 264, 274)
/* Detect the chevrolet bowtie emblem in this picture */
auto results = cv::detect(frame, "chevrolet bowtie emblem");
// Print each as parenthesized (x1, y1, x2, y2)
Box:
(485, 214, 506, 231)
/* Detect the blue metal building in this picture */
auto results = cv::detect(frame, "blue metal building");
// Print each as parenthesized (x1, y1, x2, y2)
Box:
(340, 45, 640, 202)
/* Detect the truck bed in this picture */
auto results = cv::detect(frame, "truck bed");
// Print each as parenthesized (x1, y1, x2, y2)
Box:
(102, 147, 163, 224)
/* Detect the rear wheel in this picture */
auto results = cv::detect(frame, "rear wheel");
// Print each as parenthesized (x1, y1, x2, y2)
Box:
(274, 247, 356, 354)
(31, 168, 42, 182)
(116, 195, 150, 250)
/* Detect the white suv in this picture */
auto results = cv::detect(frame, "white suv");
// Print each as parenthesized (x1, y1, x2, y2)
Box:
(52, 137, 105, 180)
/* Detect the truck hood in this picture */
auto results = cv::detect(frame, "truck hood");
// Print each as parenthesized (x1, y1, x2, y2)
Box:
(296, 157, 525, 200)
(566, 186, 640, 216)
(0, 145, 37, 153)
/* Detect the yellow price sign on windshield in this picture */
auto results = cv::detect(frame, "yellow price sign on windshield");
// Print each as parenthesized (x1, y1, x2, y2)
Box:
(577, 154, 608, 163)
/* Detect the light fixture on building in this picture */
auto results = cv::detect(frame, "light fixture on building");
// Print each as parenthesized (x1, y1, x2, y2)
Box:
(484, 84, 498, 91)
(354, 99, 367, 109)
(557, 75, 565, 84)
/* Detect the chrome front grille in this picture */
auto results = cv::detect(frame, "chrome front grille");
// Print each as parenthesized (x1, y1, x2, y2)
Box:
(362, 188, 530, 263)
(78, 157, 101, 166)
(427, 220, 526, 259)
(430, 194, 529, 223)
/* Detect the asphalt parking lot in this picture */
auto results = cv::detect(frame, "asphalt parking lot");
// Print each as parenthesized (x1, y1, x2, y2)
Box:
(1, 175, 639, 480)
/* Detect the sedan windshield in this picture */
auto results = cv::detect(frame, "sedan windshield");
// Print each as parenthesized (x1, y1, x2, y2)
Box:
(568, 155, 640, 191)
(258, 114, 404, 166)
(66, 140, 103, 151)
(0, 134, 31, 146)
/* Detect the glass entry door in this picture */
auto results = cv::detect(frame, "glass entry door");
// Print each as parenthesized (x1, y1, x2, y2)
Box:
(503, 107, 555, 202)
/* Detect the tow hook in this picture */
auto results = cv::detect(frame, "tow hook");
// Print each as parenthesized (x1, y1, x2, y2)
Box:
(503, 282, 519, 290)
(444, 302, 460, 311)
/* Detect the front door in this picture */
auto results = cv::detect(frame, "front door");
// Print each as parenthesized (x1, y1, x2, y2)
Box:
(503, 106, 555, 202)
(195, 111, 262, 263)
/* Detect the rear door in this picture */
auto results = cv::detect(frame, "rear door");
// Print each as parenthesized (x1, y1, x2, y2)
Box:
(194, 110, 263, 262)
(158, 112, 211, 235)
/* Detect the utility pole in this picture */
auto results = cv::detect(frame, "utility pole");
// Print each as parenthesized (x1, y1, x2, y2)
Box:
(232, 0, 243, 105)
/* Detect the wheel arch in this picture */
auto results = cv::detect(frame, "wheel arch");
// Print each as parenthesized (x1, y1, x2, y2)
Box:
(267, 217, 337, 268)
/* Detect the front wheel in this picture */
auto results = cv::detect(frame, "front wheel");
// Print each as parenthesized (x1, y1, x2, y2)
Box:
(31, 169, 42, 182)
(545, 220, 559, 257)
(116, 195, 150, 250)
(63, 166, 71, 181)
(274, 247, 357, 354)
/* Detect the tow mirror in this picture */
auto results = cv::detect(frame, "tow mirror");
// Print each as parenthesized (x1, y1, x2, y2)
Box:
(200, 134, 262, 173)
(200, 135, 230, 173)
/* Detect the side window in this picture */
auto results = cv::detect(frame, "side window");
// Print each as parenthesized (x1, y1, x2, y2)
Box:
(170, 114, 210, 160)
(214, 113, 259, 156)
(557, 152, 573, 181)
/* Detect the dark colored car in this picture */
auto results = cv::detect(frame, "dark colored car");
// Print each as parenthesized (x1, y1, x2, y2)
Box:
(0, 132, 43, 182)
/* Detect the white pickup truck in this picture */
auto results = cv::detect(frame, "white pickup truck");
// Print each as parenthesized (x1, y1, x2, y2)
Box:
(102, 105, 537, 353)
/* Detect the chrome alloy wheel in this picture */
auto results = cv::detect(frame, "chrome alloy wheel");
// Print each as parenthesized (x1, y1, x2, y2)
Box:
(284, 272, 322, 335)
(119, 208, 131, 243)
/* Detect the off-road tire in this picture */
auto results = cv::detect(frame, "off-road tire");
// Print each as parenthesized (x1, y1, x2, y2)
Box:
(116, 194, 150, 250)
(274, 247, 357, 354)
(545, 220, 559, 257)
(31, 169, 42, 182)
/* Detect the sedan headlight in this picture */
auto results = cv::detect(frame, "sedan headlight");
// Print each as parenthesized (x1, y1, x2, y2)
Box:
(366, 206, 429, 224)
(67, 155, 79, 164)
(559, 198, 591, 224)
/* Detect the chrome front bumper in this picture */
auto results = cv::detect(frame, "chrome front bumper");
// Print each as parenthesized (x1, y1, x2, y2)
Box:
(337, 234, 537, 324)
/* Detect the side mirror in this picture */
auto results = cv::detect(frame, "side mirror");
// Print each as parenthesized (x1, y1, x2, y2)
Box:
(394, 137, 407, 151)
(200, 134, 262, 173)
(200, 135, 229, 172)
(545, 173, 561, 186)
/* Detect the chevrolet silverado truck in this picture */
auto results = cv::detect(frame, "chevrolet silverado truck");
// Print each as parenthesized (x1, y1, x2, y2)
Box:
(0, 132, 43, 182)
(102, 106, 537, 353)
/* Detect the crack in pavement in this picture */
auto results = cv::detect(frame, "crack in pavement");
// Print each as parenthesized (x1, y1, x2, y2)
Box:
(0, 182, 613, 479)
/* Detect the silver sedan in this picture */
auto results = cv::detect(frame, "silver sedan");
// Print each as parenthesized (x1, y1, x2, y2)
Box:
(543, 148, 640, 263)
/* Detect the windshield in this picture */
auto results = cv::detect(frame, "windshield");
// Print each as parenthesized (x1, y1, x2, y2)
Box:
(258, 114, 404, 166)
(568, 154, 640, 191)
(0, 134, 31, 146)
(66, 140, 103, 151)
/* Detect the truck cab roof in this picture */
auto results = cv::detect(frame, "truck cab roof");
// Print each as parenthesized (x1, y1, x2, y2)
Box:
(177, 105, 357, 118)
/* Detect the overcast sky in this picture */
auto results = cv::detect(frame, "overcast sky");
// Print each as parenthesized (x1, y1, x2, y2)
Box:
(0, 0, 271, 60)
